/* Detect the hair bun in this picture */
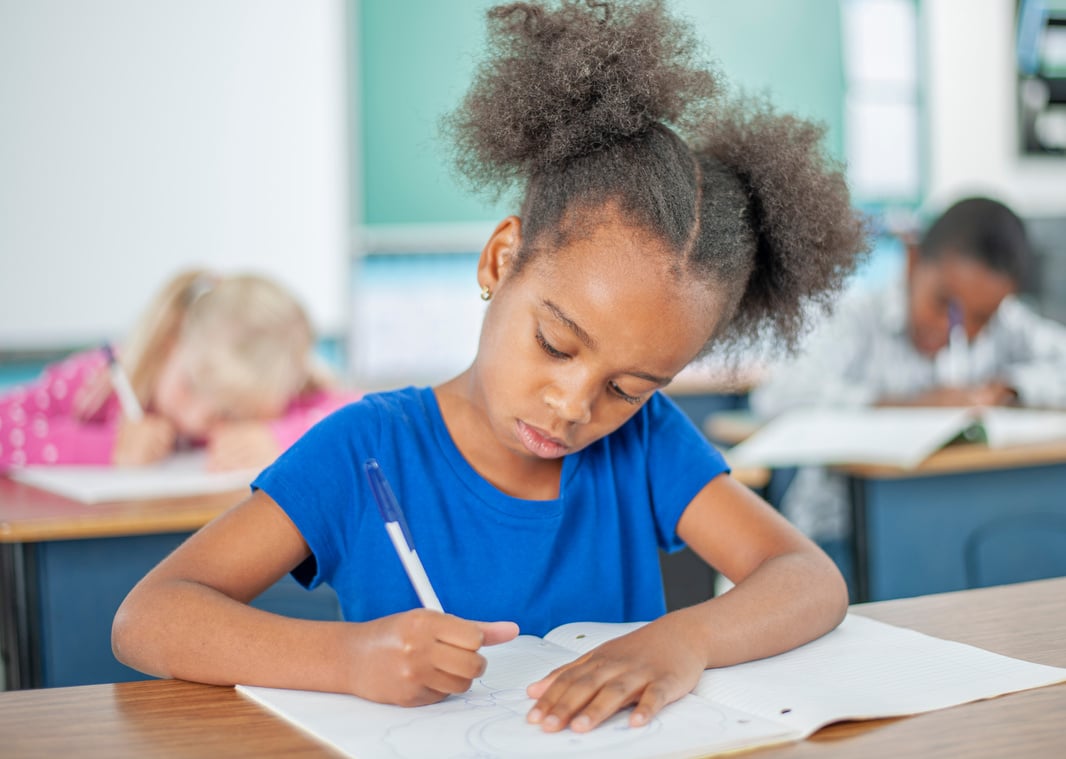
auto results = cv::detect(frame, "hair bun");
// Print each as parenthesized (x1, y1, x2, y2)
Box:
(696, 96, 870, 350)
(446, 0, 718, 195)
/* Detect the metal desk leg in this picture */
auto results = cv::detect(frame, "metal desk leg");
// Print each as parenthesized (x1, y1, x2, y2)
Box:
(1, 541, 41, 689)
(849, 475, 870, 603)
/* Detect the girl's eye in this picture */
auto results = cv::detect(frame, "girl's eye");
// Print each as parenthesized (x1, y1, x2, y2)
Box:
(536, 329, 569, 359)
(609, 381, 642, 405)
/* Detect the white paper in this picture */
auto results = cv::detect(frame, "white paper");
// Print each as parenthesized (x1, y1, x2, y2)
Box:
(695, 614, 1066, 738)
(980, 407, 1066, 449)
(10, 451, 255, 503)
(239, 635, 792, 759)
(727, 407, 976, 469)
(236, 614, 1066, 759)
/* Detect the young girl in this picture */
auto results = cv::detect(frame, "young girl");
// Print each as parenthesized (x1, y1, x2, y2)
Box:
(113, 0, 867, 734)
(0, 269, 356, 472)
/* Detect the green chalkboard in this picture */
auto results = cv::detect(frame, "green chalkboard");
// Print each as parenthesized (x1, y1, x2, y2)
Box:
(356, 0, 844, 227)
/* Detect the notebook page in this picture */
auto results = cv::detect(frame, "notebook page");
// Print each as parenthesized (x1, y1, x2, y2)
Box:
(10, 451, 255, 503)
(238, 634, 795, 759)
(542, 620, 647, 656)
(727, 407, 975, 468)
(980, 407, 1066, 448)
(693, 613, 1066, 738)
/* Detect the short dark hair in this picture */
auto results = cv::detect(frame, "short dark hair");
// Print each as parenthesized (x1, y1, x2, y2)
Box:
(445, 0, 869, 353)
(920, 197, 1031, 285)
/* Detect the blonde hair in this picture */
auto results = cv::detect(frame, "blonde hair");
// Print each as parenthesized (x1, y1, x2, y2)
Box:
(120, 269, 328, 410)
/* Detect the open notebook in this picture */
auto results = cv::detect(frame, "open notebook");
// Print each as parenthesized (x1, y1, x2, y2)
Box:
(237, 613, 1066, 759)
(727, 406, 1066, 470)
(10, 451, 256, 503)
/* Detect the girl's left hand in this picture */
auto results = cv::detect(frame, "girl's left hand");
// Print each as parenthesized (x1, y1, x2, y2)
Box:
(206, 422, 281, 471)
(525, 611, 706, 733)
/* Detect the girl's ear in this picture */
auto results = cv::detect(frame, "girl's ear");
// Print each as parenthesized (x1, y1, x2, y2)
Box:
(477, 216, 522, 293)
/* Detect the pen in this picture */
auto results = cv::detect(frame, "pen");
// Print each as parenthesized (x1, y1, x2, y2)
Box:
(103, 343, 145, 422)
(365, 458, 444, 612)
(947, 302, 968, 387)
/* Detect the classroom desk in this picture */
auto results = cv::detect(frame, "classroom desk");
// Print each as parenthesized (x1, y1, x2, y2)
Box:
(2, 577, 1063, 758)
(0, 478, 340, 690)
(842, 439, 1066, 603)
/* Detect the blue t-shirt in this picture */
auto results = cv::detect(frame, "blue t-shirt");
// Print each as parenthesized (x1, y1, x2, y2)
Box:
(253, 387, 728, 636)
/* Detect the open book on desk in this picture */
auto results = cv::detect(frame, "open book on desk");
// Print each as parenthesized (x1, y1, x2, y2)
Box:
(237, 613, 1066, 759)
(727, 406, 1066, 470)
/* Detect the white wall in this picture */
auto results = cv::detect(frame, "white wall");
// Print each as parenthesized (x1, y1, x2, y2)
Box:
(0, 0, 350, 349)
(924, 0, 1066, 215)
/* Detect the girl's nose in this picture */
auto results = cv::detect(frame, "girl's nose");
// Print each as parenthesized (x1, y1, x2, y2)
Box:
(544, 385, 593, 425)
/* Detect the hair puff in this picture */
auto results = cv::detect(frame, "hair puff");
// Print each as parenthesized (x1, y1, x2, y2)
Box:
(694, 96, 871, 352)
(445, 0, 719, 196)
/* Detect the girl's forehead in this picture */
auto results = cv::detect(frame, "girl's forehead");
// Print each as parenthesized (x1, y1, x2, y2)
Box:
(524, 229, 723, 362)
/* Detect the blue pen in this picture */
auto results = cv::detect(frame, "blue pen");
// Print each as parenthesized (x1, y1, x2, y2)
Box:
(365, 459, 444, 612)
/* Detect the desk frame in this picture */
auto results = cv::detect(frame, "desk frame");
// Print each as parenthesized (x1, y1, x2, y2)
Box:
(845, 442, 1066, 602)
(0, 480, 341, 690)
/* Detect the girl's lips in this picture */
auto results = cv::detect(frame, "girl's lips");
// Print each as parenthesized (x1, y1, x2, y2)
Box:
(516, 420, 569, 459)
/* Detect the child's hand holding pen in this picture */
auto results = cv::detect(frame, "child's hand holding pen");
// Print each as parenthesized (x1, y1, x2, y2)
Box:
(105, 342, 178, 466)
(885, 380, 1018, 409)
(342, 610, 518, 707)
(358, 459, 519, 705)
(112, 415, 177, 466)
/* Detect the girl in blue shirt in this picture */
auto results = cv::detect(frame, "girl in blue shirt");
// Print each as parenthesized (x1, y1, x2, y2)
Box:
(114, 0, 867, 735)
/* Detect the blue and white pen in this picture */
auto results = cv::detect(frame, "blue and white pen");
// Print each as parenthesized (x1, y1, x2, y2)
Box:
(365, 458, 444, 612)
(102, 343, 144, 422)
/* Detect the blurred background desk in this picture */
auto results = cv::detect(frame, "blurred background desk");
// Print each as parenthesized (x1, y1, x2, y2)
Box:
(3, 578, 1063, 758)
(843, 440, 1066, 603)
(0, 479, 340, 690)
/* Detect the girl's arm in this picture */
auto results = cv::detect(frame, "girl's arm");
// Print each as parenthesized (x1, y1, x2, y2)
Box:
(112, 489, 516, 704)
(527, 474, 848, 733)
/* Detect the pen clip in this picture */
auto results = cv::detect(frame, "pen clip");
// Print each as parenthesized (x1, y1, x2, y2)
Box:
(365, 459, 415, 549)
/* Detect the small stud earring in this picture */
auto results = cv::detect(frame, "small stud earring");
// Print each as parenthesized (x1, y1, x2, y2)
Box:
(480, 285, 492, 301)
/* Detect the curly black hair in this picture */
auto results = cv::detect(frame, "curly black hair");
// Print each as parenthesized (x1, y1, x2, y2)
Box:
(920, 197, 1030, 285)
(444, 0, 869, 353)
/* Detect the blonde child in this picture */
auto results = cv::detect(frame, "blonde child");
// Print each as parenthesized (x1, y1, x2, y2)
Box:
(0, 269, 357, 471)
(113, 0, 867, 734)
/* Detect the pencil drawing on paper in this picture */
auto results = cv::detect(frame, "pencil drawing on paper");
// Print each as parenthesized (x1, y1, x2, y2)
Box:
(381, 680, 681, 758)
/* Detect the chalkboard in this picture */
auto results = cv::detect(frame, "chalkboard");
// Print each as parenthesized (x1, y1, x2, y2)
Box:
(356, 0, 845, 228)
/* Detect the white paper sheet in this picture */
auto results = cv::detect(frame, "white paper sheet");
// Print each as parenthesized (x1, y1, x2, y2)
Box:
(980, 407, 1066, 449)
(10, 451, 255, 503)
(727, 407, 977, 469)
(236, 614, 1066, 759)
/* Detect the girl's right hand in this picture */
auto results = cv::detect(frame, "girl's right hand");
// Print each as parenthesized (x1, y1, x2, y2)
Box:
(347, 610, 518, 706)
(112, 415, 177, 465)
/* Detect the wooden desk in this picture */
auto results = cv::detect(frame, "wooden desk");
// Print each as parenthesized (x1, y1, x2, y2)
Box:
(0, 479, 242, 690)
(0, 479, 340, 690)
(2, 578, 1063, 758)
(841, 440, 1066, 603)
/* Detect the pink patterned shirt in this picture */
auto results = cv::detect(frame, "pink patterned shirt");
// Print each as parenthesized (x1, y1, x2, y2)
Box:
(0, 349, 359, 469)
